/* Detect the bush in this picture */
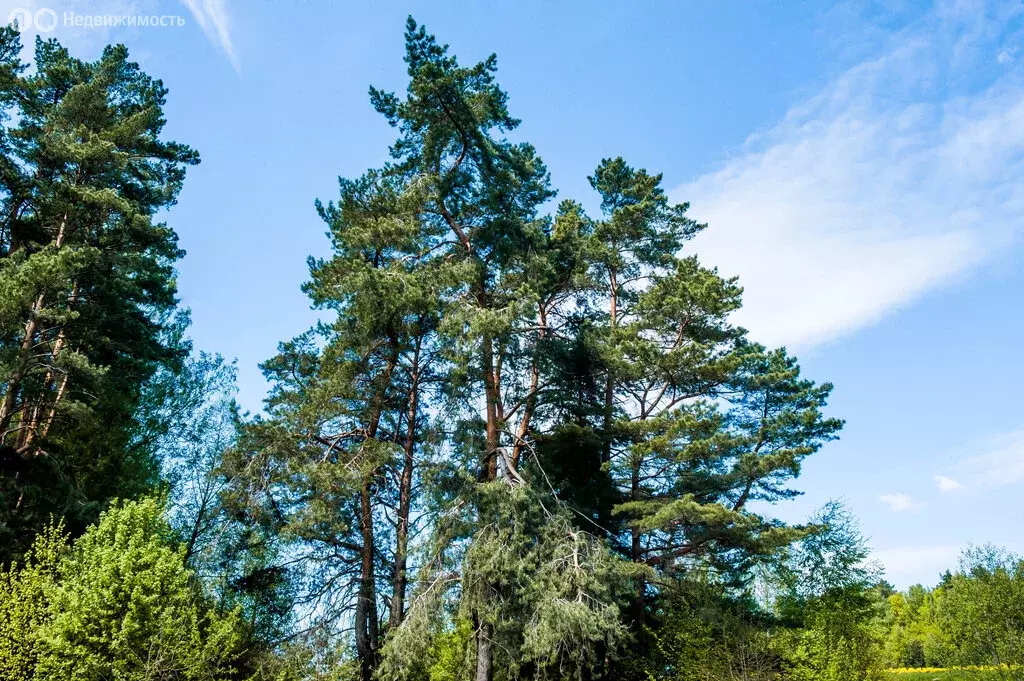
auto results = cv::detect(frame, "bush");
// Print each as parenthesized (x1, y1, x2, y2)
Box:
(0, 498, 249, 681)
(0, 523, 65, 681)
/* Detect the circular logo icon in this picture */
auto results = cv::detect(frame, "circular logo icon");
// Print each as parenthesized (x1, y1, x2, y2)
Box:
(6, 8, 58, 33)
(6, 8, 33, 30)
(34, 8, 57, 32)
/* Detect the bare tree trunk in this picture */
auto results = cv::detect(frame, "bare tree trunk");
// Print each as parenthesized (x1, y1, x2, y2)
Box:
(183, 483, 213, 565)
(473, 336, 499, 681)
(474, 274, 500, 681)
(0, 294, 44, 443)
(481, 332, 500, 482)
(602, 266, 617, 465)
(510, 303, 546, 470)
(630, 454, 646, 634)
(630, 459, 641, 562)
(356, 477, 379, 681)
(390, 336, 421, 629)
(355, 340, 399, 681)
(475, 619, 493, 681)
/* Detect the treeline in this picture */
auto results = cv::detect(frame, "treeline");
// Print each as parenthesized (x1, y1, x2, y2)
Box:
(0, 18, 1019, 681)
(877, 547, 1024, 674)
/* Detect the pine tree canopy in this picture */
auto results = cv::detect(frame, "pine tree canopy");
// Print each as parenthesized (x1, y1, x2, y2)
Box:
(0, 29, 198, 560)
(221, 17, 843, 681)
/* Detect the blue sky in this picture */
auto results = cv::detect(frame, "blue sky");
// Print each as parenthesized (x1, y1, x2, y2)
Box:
(5, 0, 1022, 588)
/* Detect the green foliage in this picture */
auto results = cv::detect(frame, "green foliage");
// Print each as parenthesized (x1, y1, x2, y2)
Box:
(244, 635, 359, 681)
(873, 547, 1024, 679)
(878, 585, 950, 668)
(0, 522, 65, 681)
(779, 597, 884, 681)
(425, 620, 473, 681)
(227, 17, 844, 681)
(462, 484, 632, 680)
(772, 503, 883, 681)
(635, 579, 778, 681)
(378, 483, 632, 681)
(939, 547, 1024, 677)
(0, 498, 249, 681)
(0, 29, 198, 560)
(376, 615, 473, 681)
(7, 16, 1023, 681)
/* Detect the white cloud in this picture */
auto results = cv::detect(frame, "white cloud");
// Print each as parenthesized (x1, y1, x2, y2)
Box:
(674, 3, 1024, 349)
(935, 475, 965, 492)
(958, 426, 1024, 488)
(873, 545, 960, 587)
(879, 493, 920, 513)
(181, 0, 239, 72)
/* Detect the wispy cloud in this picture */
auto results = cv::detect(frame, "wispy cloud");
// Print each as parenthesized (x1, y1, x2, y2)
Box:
(879, 493, 921, 513)
(935, 475, 965, 492)
(675, 1, 1024, 349)
(181, 0, 239, 72)
(873, 544, 960, 587)
(957, 426, 1024, 488)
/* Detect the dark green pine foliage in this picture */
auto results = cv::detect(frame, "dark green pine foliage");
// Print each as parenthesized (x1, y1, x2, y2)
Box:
(574, 157, 840, 564)
(0, 31, 198, 559)
(368, 17, 558, 483)
(223, 152, 443, 680)
(565, 157, 841, 674)
(369, 21, 633, 681)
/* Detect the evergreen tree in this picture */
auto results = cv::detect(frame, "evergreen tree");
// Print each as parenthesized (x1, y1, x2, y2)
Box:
(0, 32, 198, 558)
(553, 157, 842, 674)
(224, 142, 444, 680)
(367, 21, 628, 681)
(231, 18, 842, 681)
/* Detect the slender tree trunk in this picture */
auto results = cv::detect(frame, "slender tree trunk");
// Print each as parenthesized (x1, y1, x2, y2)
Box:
(510, 304, 545, 470)
(474, 275, 500, 681)
(20, 318, 71, 452)
(37, 370, 69, 442)
(481, 332, 500, 482)
(1, 214, 71, 447)
(630, 459, 641, 562)
(355, 339, 399, 681)
(630, 454, 646, 634)
(356, 478, 379, 681)
(602, 266, 617, 464)
(475, 618, 493, 681)
(183, 487, 212, 565)
(1, 197, 28, 257)
(0, 294, 44, 443)
(475, 345, 499, 681)
(390, 336, 421, 629)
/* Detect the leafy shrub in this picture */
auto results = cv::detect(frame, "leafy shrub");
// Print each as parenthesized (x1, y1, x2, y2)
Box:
(0, 498, 249, 681)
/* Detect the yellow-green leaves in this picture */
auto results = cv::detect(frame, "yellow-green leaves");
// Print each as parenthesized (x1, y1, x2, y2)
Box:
(0, 499, 247, 681)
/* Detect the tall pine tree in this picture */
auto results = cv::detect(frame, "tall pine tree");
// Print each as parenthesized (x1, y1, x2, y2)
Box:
(0, 32, 198, 559)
